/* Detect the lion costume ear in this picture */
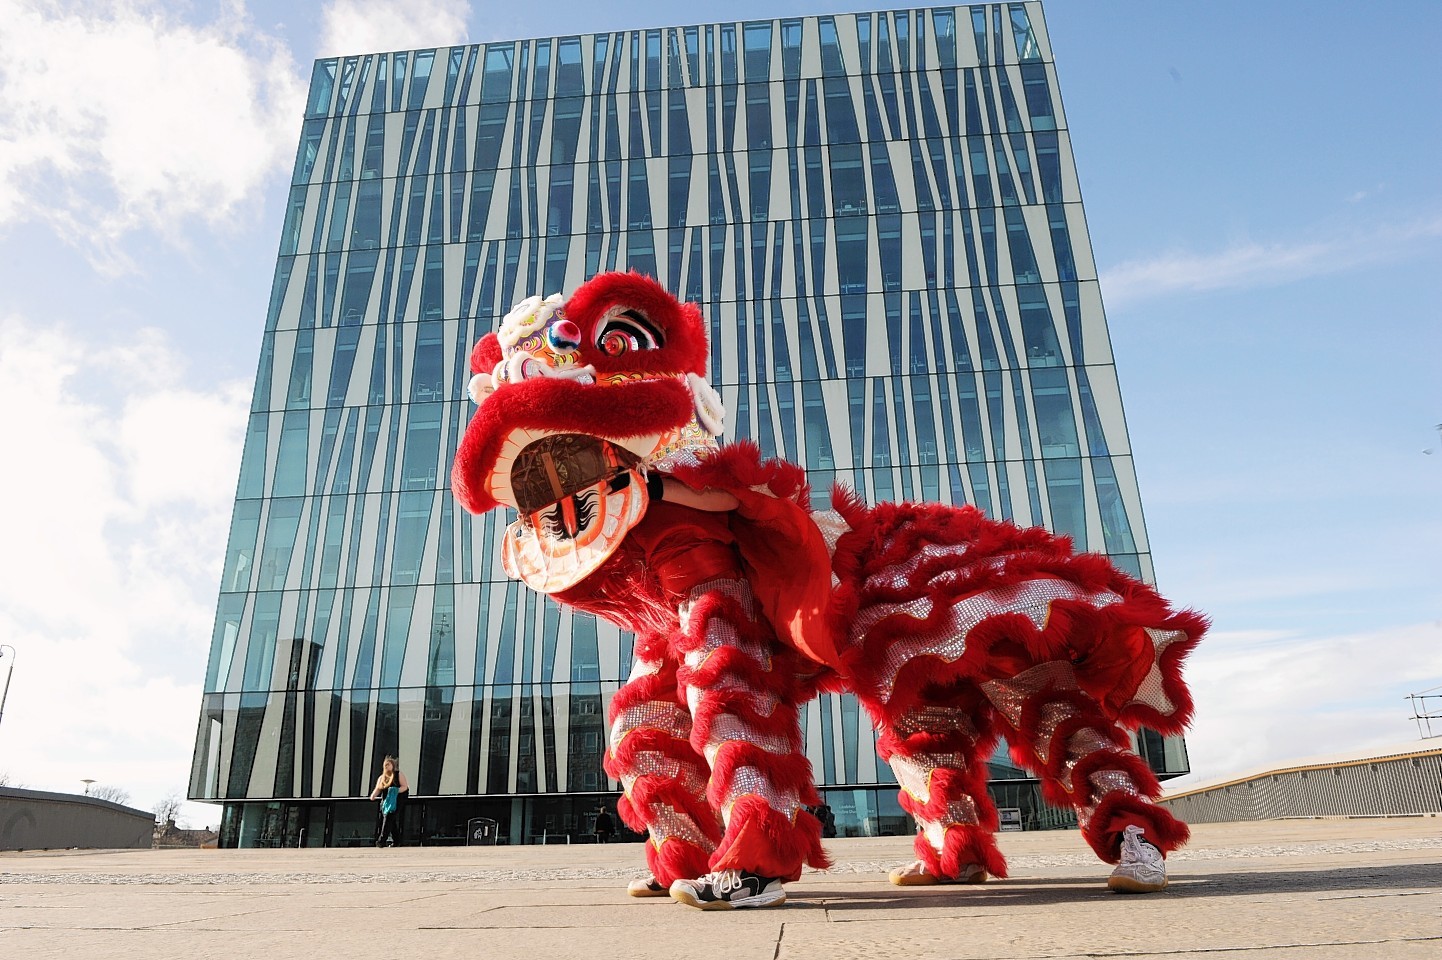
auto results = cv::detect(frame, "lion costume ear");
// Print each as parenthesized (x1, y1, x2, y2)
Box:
(471, 332, 503, 373)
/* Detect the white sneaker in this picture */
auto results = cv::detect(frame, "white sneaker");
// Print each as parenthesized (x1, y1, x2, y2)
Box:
(669, 869, 786, 909)
(888, 860, 989, 886)
(1108, 824, 1167, 893)
(627, 875, 668, 897)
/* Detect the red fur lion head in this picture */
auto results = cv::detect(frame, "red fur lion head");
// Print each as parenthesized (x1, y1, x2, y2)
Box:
(451, 271, 724, 518)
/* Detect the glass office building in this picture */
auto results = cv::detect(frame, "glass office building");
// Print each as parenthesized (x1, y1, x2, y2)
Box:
(191, 2, 1188, 848)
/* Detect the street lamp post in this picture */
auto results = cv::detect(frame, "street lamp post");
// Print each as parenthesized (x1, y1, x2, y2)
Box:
(0, 644, 15, 738)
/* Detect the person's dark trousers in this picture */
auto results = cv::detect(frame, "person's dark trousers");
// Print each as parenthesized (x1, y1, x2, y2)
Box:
(376, 810, 401, 846)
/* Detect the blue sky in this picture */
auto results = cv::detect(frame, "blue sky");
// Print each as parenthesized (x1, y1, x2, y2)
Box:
(0, 0, 1438, 825)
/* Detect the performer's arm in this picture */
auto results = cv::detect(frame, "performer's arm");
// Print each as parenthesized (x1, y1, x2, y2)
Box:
(647, 473, 740, 512)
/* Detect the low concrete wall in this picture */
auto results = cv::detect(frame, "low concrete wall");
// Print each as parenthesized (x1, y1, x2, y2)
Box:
(1159, 745, 1442, 823)
(0, 786, 154, 850)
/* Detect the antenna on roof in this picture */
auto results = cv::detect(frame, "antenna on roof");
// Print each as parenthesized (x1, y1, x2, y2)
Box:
(1405, 684, 1442, 739)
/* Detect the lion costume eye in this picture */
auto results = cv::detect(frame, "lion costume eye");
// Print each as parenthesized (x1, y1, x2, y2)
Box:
(600, 329, 638, 356)
(596, 310, 662, 356)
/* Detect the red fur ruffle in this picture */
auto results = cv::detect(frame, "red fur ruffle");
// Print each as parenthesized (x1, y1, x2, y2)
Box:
(554, 538, 681, 637)
(606, 726, 698, 773)
(563, 271, 709, 378)
(625, 776, 720, 844)
(895, 763, 997, 826)
(1070, 747, 1162, 804)
(669, 591, 776, 660)
(879, 724, 992, 762)
(647, 836, 715, 887)
(630, 630, 673, 665)
(1111, 608, 1207, 735)
(605, 726, 717, 839)
(676, 644, 780, 696)
(687, 690, 804, 748)
(612, 734, 720, 845)
(1010, 686, 1131, 780)
(705, 742, 818, 809)
(1085, 792, 1191, 862)
(669, 439, 812, 508)
(606, 671, 686, 724)
(837, 504, 1206, 731)
(914, 822, 1009, 881)
(470, 332, 502, 372)
(709, 796, 830, 879)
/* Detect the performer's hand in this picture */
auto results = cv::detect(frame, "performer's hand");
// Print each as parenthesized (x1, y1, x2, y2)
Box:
(658, 477, 740, 512)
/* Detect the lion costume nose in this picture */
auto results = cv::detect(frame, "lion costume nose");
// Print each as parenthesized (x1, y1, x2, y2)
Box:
(548, 319, 582, 351)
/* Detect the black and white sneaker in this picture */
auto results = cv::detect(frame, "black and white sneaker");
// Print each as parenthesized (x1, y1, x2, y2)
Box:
(669, 869, 787, 910)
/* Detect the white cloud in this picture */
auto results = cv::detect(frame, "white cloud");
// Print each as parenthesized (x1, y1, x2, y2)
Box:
(1346, 182, 1387, 204)
(0, 0, 305, 270)
(1166, 620, 1442, 790)
(317, 0, 469, 57)
(0, 313, 249, 825)
(1100, 215, 1442, 308)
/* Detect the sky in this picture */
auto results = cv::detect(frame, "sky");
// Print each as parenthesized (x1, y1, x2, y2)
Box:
(0, 0, 1438, 827)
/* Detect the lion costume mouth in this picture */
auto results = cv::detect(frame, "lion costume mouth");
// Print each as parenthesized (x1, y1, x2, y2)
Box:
(508, 434, 643, 515)
(450, 272, 727, 590)
(498, 433, 651, 593)
(478, 386, 679, 594)
(452, 375, 692, 515)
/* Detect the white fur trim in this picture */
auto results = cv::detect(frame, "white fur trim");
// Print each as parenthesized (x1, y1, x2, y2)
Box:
(686, 372, 726, 436)
(497, 292, 564, 350)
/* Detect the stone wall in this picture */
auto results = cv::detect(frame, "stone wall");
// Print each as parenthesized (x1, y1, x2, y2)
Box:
(1160, 747, 1442, 823)
(0, 786, 154, 850)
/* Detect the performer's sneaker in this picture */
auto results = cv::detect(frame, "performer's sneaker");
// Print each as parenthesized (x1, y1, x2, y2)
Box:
(888, 860, 988, 886)
(1108, 825, 1168, 893)
(626, 875, 668, 898)
(669, 869, 786, 909)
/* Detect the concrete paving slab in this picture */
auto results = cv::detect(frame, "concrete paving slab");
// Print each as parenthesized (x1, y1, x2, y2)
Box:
(395, 891, 833, 930)
(1120, 947, 1441, 960)
(0, 925, 793, 960)
(1, 817, 1438, 959)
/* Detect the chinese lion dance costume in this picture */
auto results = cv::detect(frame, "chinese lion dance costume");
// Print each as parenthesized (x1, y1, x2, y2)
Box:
(451, 272, 1205, 909)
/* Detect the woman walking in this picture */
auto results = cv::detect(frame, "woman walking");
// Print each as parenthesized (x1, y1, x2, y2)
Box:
(369, 756, 409, 847)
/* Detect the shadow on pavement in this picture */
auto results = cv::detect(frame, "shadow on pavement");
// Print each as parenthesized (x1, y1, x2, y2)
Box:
(806, 863, 1442, 911)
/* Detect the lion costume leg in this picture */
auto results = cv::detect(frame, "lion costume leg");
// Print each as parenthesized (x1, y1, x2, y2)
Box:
(673, 577, 829, 884)
(981, 662, 1190, 863)
(873, 683, 1009, 883)
(605, 640, 720, 887)
(832, 499, 1203, 891)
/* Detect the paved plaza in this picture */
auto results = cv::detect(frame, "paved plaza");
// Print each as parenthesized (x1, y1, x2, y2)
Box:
(2, 817, 1439, 959)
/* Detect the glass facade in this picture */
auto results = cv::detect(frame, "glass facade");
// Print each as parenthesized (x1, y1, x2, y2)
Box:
(192, 3, 1186, 847)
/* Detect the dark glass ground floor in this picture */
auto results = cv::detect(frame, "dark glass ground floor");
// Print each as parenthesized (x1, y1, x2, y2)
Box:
(210, 733, 1187, 848)
(211, 774, 1091, 849)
